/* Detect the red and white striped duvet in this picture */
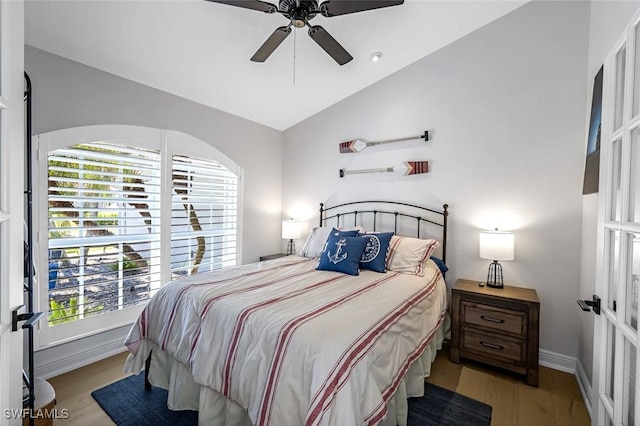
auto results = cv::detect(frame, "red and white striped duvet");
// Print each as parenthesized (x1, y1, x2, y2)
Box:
(125, 255, 447, 426)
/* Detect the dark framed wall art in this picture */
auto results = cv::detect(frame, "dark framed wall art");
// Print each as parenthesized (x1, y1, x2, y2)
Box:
(583, 65, 603, 195)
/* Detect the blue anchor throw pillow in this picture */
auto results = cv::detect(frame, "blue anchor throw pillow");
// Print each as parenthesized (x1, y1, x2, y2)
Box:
(316, 233, 368, 276)
(358, 232, 394, 273)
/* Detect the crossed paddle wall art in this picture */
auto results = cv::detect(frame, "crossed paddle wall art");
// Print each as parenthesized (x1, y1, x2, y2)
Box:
(338, 131, 430, 178)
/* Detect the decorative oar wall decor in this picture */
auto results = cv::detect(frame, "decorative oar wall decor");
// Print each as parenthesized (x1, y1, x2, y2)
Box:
(339, 161, 429, 178)
(339, 131, 429, 153)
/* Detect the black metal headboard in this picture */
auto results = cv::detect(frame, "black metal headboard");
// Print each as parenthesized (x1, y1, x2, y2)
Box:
(319, 201, 449, 264)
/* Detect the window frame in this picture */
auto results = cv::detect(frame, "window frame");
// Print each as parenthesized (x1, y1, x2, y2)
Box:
(33, 125, 243, 348)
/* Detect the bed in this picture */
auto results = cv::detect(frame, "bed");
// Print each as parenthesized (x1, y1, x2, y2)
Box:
(124, 201, 450, 426)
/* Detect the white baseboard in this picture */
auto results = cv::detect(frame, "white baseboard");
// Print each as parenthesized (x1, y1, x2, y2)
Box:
(575, 360, 593, 418)
(539, 349, 576, 373)
(538, 350, 592, 419)
(34, 334, 128, 380)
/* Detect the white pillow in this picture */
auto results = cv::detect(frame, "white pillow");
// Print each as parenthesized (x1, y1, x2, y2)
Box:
(299, 226, 364, 258)
(386, 236, 440, 276)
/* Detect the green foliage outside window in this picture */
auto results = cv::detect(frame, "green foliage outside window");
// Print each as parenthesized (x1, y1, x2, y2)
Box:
(49, 297, 104, 325)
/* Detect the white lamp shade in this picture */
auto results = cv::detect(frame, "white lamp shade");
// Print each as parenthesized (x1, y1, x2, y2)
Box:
(282, 220, 302, 240)
(479, 231, 514, 261)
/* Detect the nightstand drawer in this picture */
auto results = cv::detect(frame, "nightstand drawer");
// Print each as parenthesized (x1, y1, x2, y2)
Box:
(461, 301, 527, 337)
(461, 327, 526, 364)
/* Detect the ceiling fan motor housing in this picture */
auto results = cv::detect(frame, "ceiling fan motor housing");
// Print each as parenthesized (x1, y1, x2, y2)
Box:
(279, 0, 319, 26)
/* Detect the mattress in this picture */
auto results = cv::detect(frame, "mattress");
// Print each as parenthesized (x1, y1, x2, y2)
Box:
(125, 255, 448, 426)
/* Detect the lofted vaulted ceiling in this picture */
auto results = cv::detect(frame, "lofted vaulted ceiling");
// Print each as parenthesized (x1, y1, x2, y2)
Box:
(26, 0, 527, 130)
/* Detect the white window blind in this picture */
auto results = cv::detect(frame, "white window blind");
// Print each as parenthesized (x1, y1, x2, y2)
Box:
(170, 155, 238, 278)
(47, 143, 162, 325)
(47, 142, 240, 327)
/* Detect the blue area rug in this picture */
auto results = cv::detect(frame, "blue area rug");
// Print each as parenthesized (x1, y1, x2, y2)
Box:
(91, 374, 197, 425)
(409, 382, 492, 426)
(92, 373, 491, 425)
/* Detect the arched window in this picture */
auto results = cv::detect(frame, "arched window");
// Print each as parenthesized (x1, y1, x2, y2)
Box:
(34, 125, 242, 345)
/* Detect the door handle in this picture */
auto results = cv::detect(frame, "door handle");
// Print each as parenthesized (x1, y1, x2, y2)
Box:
(577, 295, 601, 315)
(11, 305, 44, 332)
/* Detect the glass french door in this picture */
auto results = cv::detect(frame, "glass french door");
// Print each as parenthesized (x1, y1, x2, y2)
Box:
(593, 11, 640, 426)
(0, 0, 25, 424)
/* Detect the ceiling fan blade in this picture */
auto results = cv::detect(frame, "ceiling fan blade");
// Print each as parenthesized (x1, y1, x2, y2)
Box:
(251, 26, 292, 62)
(308, 25, 353, 65)
(204, 0, 277, 14)
(320, 0, 403, 17)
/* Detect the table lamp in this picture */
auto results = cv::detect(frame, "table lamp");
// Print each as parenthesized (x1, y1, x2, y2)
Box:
(479, 229, 515, 289)
(282, 219, 302, 256)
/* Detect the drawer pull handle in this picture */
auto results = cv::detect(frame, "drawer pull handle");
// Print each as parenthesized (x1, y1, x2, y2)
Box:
(480, 315, 505, 324)
(480, 341, 504, 350)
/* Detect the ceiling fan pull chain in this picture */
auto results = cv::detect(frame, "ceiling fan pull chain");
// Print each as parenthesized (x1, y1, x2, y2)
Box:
(292, 27, 297, 87)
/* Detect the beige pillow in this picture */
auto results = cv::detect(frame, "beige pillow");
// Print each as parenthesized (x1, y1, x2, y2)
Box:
(386, 236, 440, 276)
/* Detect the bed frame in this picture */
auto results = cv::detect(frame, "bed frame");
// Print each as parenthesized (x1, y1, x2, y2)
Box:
(319, 200, 449, 264)
(143, 200, 450, 392)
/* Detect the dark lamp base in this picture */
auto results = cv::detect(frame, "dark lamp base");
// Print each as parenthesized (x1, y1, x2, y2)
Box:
(286, 239, 296, 256)
(486, 260, 504, 289)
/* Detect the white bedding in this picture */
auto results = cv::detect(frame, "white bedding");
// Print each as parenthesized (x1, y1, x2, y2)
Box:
(125, 255, 448, 426)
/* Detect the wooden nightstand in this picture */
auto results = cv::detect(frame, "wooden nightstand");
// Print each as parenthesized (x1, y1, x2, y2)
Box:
(259, 253, 287, 261)
(450, 279, 540, 387)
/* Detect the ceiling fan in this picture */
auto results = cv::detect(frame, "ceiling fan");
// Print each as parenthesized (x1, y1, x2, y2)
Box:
(205, 0, 404, 65)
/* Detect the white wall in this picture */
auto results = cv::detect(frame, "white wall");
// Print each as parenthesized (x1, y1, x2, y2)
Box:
(25, 46, 284, 376)
(578, 0, 640, 393)
(282, 1, 589, 358)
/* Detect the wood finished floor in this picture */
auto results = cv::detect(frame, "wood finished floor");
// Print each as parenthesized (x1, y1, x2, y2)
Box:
(47, 344, 590, 426)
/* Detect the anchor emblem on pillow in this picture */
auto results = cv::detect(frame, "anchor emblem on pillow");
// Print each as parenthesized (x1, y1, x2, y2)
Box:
(328, 238, 348, 264)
